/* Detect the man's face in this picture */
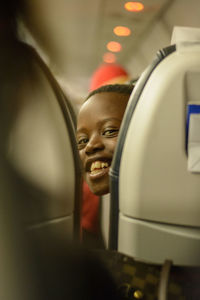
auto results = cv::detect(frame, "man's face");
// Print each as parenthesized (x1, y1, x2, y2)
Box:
(76, 92, 129, 195)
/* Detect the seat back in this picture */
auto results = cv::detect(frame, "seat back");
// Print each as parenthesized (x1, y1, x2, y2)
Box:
(9, 42, 81, 238)
(110, 42, 200, 266)
(0, 39, 82, 298)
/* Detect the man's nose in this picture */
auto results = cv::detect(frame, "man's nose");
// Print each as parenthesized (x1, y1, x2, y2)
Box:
(85, 134, 104, 155)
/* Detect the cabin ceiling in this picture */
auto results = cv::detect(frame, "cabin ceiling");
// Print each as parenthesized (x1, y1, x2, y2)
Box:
(20, 0, 200, 105)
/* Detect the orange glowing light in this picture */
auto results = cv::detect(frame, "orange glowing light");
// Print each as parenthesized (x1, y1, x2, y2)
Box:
(103, 52, 116, 63)
(113, 26, 131, 36)
(107, 41, 122, 52)
(124, 2, 144, 12)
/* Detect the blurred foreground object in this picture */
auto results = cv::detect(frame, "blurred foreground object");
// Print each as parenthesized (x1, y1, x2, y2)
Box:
(0, 40, 81, 241)
(0, 6, 82, 295)
(97, 250, 200, 300)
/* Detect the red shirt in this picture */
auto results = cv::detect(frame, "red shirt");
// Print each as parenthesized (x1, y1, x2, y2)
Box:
(81, 181, 99, 234)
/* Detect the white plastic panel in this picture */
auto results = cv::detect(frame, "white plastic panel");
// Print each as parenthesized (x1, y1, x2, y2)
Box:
(119, 44, 200, 227)
(118, 214, 200, 266)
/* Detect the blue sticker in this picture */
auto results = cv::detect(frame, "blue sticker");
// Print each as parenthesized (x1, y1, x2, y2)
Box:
(186, 104, 200, 151)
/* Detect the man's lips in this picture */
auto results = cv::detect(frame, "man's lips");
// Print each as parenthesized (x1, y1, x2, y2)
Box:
(87, 164, 110, 181)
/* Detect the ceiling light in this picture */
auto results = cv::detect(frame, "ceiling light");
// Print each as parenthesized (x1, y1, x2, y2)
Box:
(103, 52, 116, 63)
(124, 2, 144, 12)
(107, 41, 122, 52)
(113, 26, 131, 36)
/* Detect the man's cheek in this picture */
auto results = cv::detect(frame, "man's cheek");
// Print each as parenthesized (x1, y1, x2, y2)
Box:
(79, 150, 84, 161)
(78, 152, 84, 171)
(108, 139, 118, 152)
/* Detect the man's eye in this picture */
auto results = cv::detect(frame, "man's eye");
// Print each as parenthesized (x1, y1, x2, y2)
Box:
(78, 138, 88, 144)
(103, 129, 119, 137)
(77, 138, 88, 149)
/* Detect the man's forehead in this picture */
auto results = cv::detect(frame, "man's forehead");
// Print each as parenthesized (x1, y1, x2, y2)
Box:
(89, 91, 129, 100)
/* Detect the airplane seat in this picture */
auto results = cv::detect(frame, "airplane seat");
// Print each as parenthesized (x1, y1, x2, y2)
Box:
(0, 40, 82, 243)
(0, 39, 83, 299)
(109, 39, 200, 266)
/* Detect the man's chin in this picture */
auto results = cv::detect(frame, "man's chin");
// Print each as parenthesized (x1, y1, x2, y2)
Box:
(89, 183, 109, 196)
(86, 173, 109, 196)
(94, 189, 109, 196)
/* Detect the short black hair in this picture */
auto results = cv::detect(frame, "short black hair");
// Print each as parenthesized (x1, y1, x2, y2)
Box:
(85, 83, 134, 102)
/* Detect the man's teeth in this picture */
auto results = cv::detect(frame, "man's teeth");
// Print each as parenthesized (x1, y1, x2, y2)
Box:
(90, 161, 109, 172)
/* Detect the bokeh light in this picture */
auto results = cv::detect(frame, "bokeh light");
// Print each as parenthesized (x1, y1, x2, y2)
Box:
(103, 52, 116, 63)
(107, 41, 122, 52)
(124, 2, 144, 12)
(113, 26, 131, 36)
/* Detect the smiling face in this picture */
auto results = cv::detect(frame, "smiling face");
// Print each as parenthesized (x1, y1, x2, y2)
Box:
(77, 92, 129, 195)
